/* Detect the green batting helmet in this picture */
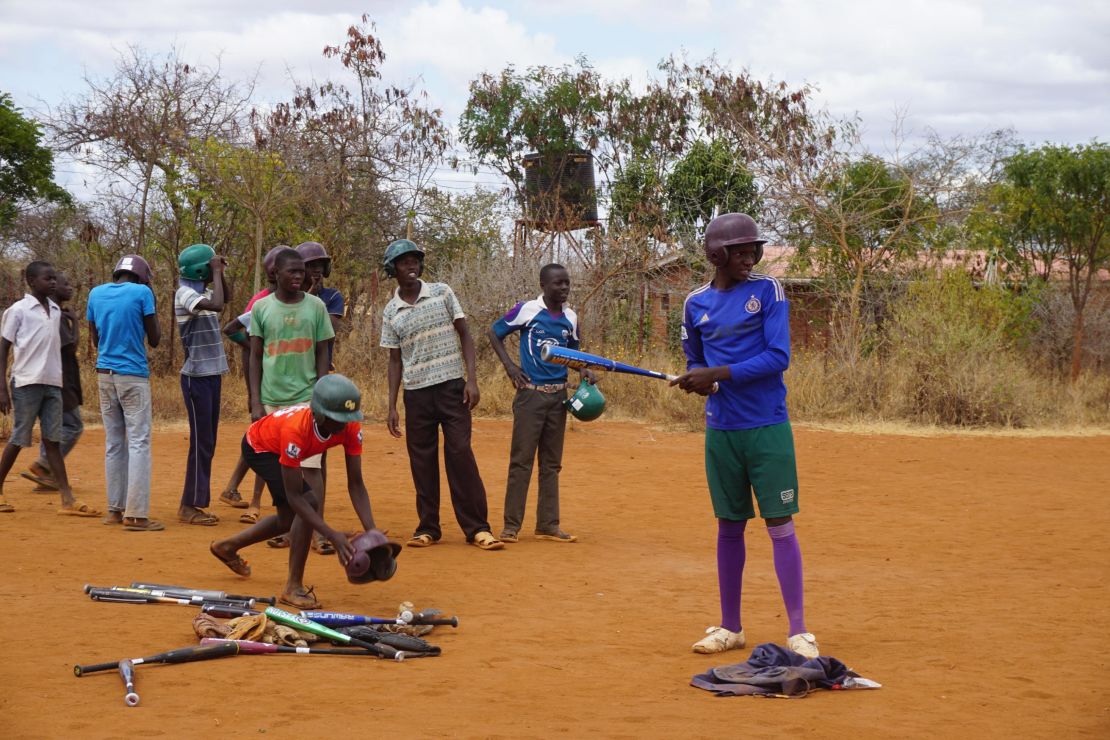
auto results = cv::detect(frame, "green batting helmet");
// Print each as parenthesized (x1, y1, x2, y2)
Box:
(565, 380, 605, 422)
(382, 239, 425, 277)
(311, 374, 364, 423)
(178, 244, 216, 281)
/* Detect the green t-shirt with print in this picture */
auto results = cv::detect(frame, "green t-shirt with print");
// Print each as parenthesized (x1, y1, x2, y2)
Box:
(249, 293, 335, 406)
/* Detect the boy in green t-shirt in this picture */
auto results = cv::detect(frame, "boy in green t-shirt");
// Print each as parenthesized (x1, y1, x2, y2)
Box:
(247, 247, 334, 608)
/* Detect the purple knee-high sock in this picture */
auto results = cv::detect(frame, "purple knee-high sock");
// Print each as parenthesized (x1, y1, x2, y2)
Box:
(716, 519, 747, 633)
(768, 520, 807, 636)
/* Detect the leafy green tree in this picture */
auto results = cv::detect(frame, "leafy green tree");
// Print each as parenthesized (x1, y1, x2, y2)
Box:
(0, 93, 69, 232)
(997, 143, 1110, 380)
(665, 139, 759, 241)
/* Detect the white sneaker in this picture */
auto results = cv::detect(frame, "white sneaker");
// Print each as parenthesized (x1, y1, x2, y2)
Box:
(787, 632, 820, 659)
(692, 626, 746, 654)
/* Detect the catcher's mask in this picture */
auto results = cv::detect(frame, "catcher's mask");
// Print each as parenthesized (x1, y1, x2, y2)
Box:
(565, 380, 605, 422)
(704, 213, 766, 267)
(346, 529, 402, 584)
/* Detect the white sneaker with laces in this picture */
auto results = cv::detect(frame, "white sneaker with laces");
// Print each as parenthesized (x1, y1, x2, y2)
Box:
(787, 632, 820, 659)
(692, 626, 746, 654)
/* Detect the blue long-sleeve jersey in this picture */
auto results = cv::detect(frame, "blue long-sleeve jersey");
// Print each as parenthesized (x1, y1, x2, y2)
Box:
(680, 274, 791, 430)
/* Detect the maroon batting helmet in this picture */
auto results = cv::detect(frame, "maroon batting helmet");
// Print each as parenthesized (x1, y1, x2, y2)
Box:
(345, 529, 401, 584)
(263, 245, 289, 280)
(295, 241, 332, 277)
(112, 254, 154, 285)
(704, 213, 766, 267)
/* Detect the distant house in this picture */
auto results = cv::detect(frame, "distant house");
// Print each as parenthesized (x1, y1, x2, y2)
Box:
(643, 245, 1110, 350)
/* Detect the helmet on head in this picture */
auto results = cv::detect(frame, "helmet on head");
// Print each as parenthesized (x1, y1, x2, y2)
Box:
(345, 528, 402, 584)
(295, 241, 332, 277)
(565, 380, 605, 422)
(263, 245, 288, 280)
(382, 239, 425, 278)
(704, 213, 766, 267)
(112, 254, 153, 286)
(178, 244, 215, 281)
(310, 374, 363, 423)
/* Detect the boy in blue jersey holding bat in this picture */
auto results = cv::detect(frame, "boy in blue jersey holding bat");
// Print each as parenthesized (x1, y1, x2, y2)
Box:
(671, 213, 819, 659)
(488, 263, 595, 544)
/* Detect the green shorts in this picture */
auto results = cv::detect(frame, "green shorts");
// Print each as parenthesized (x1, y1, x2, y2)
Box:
(704, 422, 799, 520)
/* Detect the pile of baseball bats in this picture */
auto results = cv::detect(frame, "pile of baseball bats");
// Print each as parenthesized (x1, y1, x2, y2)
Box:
(84, 582, 276, 610)
(76, 592, 460, 706)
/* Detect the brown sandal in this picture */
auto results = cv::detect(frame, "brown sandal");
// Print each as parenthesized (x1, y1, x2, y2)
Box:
(210, 542, 251, 577)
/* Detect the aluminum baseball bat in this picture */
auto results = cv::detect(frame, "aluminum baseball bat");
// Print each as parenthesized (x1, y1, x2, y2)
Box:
(202, 604, 260, 618)
(302, 610, 459, 628)
(118, 660, 139, 707)
(540, 345, 719, 392)
(201, 638, 385, 657)
(128, 582, 277, 605)
(263, 606, 403, 661)
(74, 642, 240, 677)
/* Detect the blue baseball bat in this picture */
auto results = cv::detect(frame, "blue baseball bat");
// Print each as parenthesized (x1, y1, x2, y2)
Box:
(539, 345, 719, 392)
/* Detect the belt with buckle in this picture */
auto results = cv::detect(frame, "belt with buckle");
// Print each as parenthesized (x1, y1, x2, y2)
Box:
(524, 382, 567, 393)
(96, 368, 121, 375)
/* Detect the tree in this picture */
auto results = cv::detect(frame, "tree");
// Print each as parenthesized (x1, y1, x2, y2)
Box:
(998, 143, 1110, 381)
(0, 93, 69, 232)
(665, 139, 759, 241)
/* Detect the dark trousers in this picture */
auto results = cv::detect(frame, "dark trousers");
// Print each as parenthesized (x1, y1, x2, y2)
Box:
(503, 388, 567, 534)
(180, 374, 221, 508)
(404, 378, 491, 541)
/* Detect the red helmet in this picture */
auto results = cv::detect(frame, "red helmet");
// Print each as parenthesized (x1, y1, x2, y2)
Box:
(704, 213, 766, 267)
(112, 254, 153, 285)
(295, 241, 332, 277)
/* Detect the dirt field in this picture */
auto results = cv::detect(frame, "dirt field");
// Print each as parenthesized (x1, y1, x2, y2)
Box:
(2, 419, 1108, 738)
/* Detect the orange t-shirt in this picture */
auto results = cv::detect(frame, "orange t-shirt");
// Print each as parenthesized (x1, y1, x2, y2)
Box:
(246, 405, 362, 467)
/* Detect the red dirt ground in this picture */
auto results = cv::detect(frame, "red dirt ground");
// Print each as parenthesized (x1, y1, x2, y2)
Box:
(1, 420, 1108, 738)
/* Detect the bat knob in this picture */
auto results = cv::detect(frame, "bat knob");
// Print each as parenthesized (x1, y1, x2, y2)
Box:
(83, 584, 92, 594)
(394, 652, 405, 662)
(125, 692, 140, 707)
(449, 617, 459, 628)
(398, 610, 414, 624)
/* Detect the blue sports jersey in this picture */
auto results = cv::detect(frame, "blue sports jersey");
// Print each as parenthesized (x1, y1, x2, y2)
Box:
(86, 281, 157, 377)
(316, 286, 344, 369)
(492, 296, 580, 384)
(681, 274, 790, 430)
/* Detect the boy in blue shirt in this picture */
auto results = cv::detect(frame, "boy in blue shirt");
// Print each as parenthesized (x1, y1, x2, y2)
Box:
(671, 213, 819, 659)
(488, 263, 595, 543)
(86, 254, 163, 531)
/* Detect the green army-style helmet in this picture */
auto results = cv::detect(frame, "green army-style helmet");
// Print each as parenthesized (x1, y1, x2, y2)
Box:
(565, 380, 605, 422)
(382, 239, 425, 278)
(311, 374, 364, 423)
(179, 243, 216, 281)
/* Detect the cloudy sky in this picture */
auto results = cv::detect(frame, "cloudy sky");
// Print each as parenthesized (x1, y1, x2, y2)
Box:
(2, 0, 1107, 192)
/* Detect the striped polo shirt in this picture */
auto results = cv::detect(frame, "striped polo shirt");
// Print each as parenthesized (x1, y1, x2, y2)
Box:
(175, 281, 229, 377)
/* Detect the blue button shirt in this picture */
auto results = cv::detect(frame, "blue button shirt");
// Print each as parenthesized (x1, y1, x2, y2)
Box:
(492, 296, 580, 384)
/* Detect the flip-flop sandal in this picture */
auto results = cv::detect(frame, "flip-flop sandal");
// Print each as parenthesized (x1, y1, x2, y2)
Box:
(470, 531, 504, 551)
(20, 471, 58, 490)
(239, 509, 260, 524)
(279, 586, 320, 610)
(219, 489, 249, 509)
(0, 500, 14, 513)
(406, 533, 436, 548)
(210, 541, 251, 577)
(179, 511, 220, 526)
(58, 502, 102, 518)
(32, 485, 57, 493)
(312, 536, 336, 555)
(267, 534, 291, 549)
(123, 518, 165, 531)
(103, 511, 124, 525)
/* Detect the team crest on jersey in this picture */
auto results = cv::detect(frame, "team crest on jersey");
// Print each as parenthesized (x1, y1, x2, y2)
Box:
(780, 489, 795, 504)
(745, 296, 761, 314)
(285, 442, 301, 459)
